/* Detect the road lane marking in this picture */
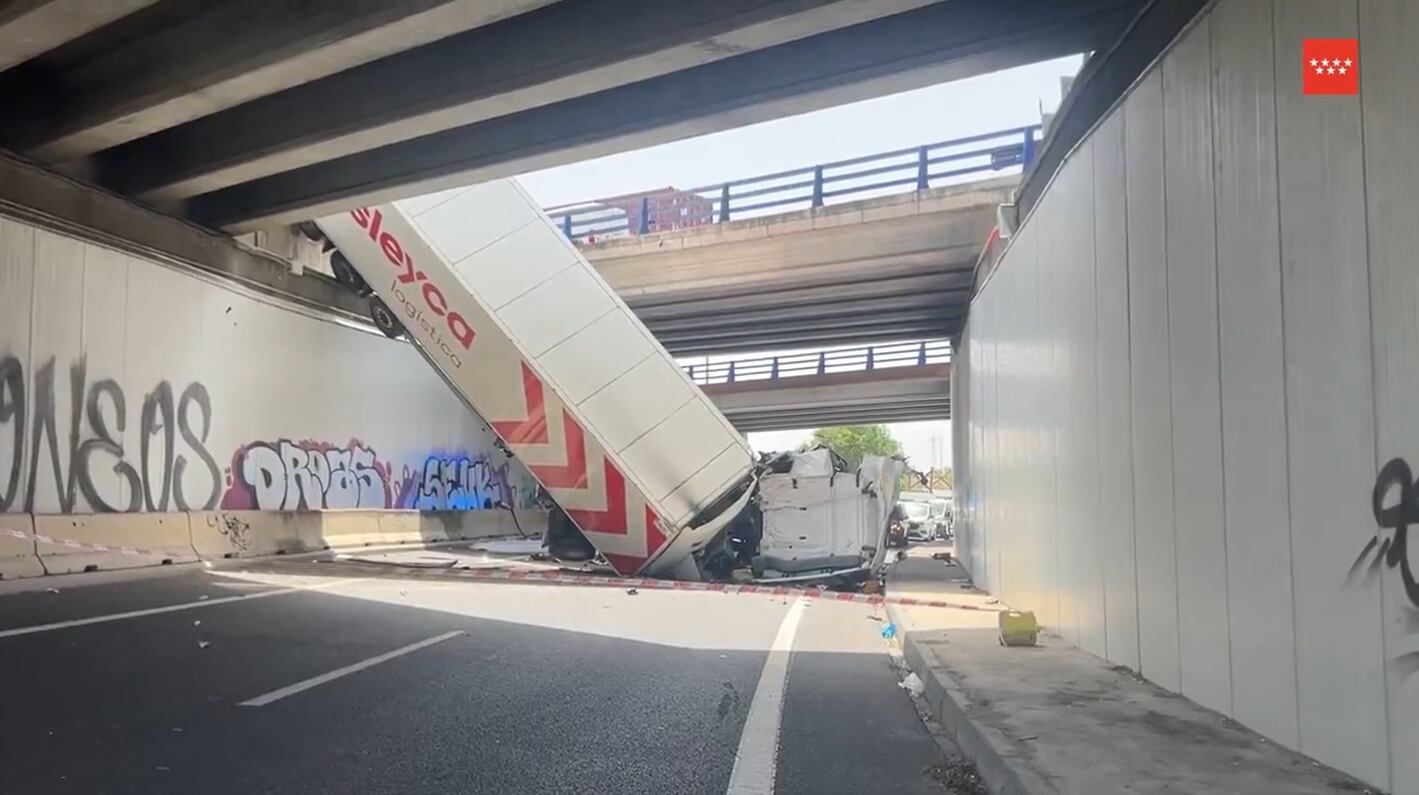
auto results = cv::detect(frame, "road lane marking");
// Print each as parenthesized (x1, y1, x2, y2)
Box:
(726, 597, 807, 795)
(0, 578, 367, 640)
(239, 630, 464, 707)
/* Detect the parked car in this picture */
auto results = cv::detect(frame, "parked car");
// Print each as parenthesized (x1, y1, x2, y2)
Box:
(898, 499, 935, 542)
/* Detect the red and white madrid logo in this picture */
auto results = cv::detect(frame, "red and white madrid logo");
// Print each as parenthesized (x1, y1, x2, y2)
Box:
(1302, 38, 1359, 95)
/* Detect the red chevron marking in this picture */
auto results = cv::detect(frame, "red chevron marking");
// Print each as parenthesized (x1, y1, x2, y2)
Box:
(564, 458, 629, 536)
(602, 508, 670, 576)
(488, 363, 549, 445)
(527, 412, 589, 489)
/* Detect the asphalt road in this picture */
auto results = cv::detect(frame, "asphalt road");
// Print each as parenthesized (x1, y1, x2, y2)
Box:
(0, 551, 962, 794)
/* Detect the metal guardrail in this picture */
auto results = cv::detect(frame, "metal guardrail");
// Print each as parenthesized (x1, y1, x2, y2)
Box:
(544, 125, 1041, 243)
(684, 340, 950, 386)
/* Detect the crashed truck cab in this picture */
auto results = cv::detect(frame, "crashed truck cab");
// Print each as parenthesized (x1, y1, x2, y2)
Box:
(310, 179, 903, 583)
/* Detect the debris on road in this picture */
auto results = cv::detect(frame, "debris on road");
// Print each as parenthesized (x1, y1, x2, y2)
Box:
(924, 760, 987, 795)
(45, 587, 59, 594)
(899, 672, 925, 698)
(469, 538, 546, 555)
(880, 622, 897, 639)
(197, 641, 210, 649)
(626, 588, 639, 596)
(931, 551, 954, 563)
(192, 620, 201, 627)
(198, 595, 209, 601)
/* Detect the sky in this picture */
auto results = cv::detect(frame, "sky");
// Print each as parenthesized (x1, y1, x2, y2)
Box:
(514, 54, 1085, 474)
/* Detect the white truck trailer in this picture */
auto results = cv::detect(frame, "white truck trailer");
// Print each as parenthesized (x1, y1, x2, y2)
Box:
(314, 179, 899, 581)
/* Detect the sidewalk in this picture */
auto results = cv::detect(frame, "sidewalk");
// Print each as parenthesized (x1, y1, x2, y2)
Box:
(886, 545, 1374, 795)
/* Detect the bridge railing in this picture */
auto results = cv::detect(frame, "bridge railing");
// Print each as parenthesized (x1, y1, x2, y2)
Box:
(684, 339, 951, 386)
(543, 125, 1041, 243)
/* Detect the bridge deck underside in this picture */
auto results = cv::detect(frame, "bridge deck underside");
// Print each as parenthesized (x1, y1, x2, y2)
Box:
(702, 365, 950, 432)
(592, 183, 1009, 356)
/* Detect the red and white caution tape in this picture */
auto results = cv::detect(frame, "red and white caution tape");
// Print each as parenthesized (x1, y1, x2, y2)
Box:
(1, 527, 174, 557)
(324, 560, 1005, 613)
(3, 526, 999, 614)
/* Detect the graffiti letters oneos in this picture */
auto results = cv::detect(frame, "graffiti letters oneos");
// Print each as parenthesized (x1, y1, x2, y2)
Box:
(1351, 457, 1419, 611)
(395, 454, 516, 511)
(221, 439, 393, 510)
(0, 355, 221, 514)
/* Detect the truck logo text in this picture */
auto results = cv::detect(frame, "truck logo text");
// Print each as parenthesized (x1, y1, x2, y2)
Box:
(350, 207, 476, 360)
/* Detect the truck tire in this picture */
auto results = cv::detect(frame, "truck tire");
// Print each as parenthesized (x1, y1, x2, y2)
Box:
(544, 507, 596, 562)
(295, 221, 324, 243)
(369, 297, 405, 339)
(331, 250, 372, 296)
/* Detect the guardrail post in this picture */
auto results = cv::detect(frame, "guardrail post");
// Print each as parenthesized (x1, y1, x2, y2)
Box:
(817, 352, 826, 375)
(719, 183, 730, 223)
(770, 357, 779, 379)
(811, 166, 824, 208)
(866, 347, 875, 370)
(638, 197, 651, 235)
(727, 361, 736, 383)
(917, 341, 927, 366)
(687, 365, 695, 380)
(916, 146, 930, 190)
(561, 214, 573, 240)
(1022, 128, 1037, 168)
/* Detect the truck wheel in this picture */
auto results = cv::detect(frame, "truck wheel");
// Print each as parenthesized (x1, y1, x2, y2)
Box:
(331, 250, 372, 296)
(369, 297, 404, 339)
(295, 221, 323, 243)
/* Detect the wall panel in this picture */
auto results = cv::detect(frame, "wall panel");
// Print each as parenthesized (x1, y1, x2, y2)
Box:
(1359, 0, 1419, 787)
(1162, 19, 1231, 716)
(1209, 0, 1299, 747)
(1123, 71, 1181, 691)
(1274, 1, 1388, 787)
(0, 219, 35, 514)
(26, 231, 87, 515)
(1092, 110, 1138, 670)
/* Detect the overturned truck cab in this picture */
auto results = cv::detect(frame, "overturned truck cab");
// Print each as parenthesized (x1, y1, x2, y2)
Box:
(311, 179, 901, 584)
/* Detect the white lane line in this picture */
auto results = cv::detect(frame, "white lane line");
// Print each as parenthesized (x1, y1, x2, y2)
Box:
(239, 630, 464, 707)
(0, 578, 367, 640)
(726, 597, 807, 795)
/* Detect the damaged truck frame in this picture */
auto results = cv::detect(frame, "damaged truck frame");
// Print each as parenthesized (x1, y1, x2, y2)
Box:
(308, 179, 903, 586)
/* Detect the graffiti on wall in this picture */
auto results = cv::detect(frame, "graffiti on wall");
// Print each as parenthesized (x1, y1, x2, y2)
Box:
(1351, 457, 1419, 608)
(220, 439, 394, 510)
(0, 355, 221, 513)
(219, 442, 536, 512)
(394, 454, 523, 511)
(1351, 457, 1419, 676)
(0, 355, 535, 516)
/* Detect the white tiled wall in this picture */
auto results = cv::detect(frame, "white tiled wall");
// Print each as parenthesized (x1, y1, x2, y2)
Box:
(952, 1, 1419, 790)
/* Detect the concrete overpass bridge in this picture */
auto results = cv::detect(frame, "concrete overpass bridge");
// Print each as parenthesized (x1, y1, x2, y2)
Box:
(0, 0, 1140, 232)
(689, 341, 951, 432)
(552, 128, 1030, 355)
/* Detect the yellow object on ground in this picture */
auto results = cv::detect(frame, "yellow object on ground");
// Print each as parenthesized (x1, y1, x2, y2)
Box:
(998, 610, 1038, 647)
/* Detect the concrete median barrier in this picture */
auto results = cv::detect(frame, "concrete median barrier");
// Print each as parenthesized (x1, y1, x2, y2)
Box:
(190, 511, 309, 559)
(377, 511, 437, 544)
(301, 510, 387, 550)
(34, 513, 197, 574)
(426, 510, 497, 541)
(0, 514, 44, 579)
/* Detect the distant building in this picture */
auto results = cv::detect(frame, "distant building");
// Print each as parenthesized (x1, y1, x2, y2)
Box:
(596, 186, 713, 236)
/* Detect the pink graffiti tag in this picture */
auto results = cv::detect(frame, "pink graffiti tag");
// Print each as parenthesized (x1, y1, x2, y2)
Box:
(220, 438, 395, 510)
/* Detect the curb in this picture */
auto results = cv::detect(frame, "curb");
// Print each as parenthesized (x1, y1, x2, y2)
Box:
(886, 592, 1057, 795)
